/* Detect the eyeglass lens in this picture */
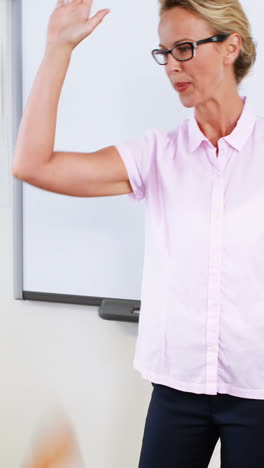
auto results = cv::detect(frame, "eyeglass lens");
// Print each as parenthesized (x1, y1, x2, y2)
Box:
(153, 43, 193, 64)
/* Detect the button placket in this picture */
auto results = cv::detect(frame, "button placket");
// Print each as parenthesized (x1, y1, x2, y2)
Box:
(206, 166, 224, 393)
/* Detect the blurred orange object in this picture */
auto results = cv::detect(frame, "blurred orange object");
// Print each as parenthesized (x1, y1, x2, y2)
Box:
(23, 412, 84, 468)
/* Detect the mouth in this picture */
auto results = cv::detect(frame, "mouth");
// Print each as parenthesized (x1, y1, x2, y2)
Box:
(175, 83, 191, 93)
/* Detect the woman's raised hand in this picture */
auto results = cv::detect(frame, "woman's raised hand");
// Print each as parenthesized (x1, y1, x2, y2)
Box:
(46, 0, 110, 52)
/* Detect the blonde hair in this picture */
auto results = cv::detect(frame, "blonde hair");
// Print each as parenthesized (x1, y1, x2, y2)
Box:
(159, 0, 257, 84)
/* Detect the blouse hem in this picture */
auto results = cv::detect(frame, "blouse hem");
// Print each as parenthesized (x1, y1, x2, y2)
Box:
(134, 363, 264, 400)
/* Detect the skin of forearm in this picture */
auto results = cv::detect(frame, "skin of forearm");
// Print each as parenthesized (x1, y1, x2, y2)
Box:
(13, 45, 72, 176)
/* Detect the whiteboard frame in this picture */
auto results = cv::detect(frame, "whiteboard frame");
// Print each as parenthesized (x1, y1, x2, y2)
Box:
(12, 0, 140, 319)
(12, 0, 23, 300)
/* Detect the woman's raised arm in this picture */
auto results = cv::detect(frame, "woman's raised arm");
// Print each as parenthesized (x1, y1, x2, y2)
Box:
(12, 0, 132, 197)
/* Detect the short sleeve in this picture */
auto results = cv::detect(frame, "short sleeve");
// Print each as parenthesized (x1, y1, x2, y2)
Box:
(115, 129, 158, 202)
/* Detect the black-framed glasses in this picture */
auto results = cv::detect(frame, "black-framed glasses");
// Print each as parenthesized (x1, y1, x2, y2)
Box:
(151, 34, 230, 65)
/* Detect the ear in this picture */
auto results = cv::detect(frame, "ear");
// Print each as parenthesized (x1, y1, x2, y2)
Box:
(223, 33, 242, 65)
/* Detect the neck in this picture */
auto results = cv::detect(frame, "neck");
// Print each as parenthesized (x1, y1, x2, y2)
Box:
(194, 92, 244, 149)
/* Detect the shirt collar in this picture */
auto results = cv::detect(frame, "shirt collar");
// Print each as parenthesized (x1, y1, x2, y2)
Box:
(187, 96, 257, 153)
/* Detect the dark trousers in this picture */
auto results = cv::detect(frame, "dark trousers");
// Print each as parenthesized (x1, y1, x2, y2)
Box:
(138, 383, 264, 468)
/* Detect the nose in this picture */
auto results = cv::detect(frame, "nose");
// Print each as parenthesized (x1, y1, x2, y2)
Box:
(166, 52, 182, 72)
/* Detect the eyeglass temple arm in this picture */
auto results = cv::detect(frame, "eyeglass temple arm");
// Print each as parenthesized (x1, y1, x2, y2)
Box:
(196, 34, 230, 46)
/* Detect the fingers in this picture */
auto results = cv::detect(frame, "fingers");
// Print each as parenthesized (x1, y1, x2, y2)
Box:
(54, 0, 110, 47)
(82, 0, 93, 6)
(86, 8, 110, 32)
(57, 0, 77, 6)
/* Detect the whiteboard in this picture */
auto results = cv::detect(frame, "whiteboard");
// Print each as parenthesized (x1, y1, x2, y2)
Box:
(17, 0, 263, 302)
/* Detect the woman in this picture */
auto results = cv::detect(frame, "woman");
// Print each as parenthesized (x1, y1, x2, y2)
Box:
(13, 0, 264, 467)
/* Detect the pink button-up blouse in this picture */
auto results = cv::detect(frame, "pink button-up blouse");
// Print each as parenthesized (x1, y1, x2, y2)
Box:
(115, 96, 264, 399)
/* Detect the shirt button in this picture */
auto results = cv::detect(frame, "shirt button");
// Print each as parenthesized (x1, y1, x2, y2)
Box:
(208, 345, 217, 352)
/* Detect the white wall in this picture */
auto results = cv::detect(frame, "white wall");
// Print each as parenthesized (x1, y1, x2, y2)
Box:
(0, 187, 221, 468)
(1, 2, 153, 466)
(0, 1, 224, 467)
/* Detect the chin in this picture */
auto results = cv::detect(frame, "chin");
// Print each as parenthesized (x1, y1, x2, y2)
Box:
(180, 100, 195, 109)
(178, 95, 196, 109)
